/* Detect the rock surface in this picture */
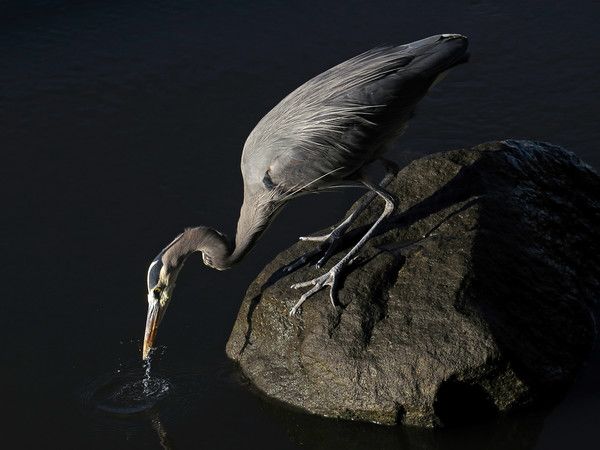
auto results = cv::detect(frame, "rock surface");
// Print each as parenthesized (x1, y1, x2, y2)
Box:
(226, 140, 600, 427)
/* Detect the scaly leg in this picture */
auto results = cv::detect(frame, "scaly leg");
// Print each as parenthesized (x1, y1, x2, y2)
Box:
(289, 180, 397, 316)
(298, 159, 399, 268)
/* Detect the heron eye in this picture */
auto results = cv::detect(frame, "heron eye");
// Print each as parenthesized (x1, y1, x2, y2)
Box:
(153, 288, 161, 299)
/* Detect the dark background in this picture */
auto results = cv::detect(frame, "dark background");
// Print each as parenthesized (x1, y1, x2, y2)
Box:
(2, 1, 599, 449)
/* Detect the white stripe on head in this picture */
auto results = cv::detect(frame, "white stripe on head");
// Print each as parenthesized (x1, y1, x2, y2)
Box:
(147, 232, 184, 291)
(147, 259, 160, 291)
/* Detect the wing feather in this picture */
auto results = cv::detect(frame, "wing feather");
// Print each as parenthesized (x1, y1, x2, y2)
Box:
(241, 35, 468, 194)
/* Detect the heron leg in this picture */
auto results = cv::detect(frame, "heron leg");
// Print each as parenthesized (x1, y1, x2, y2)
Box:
(289, 180, 397, 316)
(299, 159, 399, 269)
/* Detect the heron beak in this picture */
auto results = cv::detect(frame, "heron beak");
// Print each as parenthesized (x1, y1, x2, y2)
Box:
(143, 292, 168, 360)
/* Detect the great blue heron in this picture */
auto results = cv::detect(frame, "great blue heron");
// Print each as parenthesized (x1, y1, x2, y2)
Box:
(143, 34, 469, 359)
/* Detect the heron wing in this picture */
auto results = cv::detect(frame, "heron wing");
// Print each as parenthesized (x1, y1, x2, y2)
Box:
(242, 35, 468, 195)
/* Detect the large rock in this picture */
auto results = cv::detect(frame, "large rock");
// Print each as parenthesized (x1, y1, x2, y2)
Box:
(226, 140, 600, 427)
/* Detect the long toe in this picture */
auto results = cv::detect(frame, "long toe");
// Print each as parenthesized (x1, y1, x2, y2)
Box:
(299, 234, 330, 242)
(289, 283, 323, 316)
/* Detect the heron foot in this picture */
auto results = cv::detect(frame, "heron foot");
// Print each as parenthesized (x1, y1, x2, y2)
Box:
(289, 265, 341, 316)
(299, 223, 351, 268)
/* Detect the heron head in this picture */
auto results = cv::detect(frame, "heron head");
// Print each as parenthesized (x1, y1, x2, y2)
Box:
(141, 227, 232, 359)
(143, 234, 184, 359)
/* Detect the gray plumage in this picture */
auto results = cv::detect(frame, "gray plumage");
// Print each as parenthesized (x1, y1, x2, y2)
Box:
(142, 34, 469, 358)
(244, 34, 466, 192)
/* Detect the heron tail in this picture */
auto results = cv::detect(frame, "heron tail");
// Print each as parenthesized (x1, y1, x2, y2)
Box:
(403, 34, 469, 79)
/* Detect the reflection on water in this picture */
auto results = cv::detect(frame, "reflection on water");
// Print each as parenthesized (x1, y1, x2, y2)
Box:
(269, 401, 548, 450)
(85, 370, 173, 448)
(77, 352, 246, 449)
(78, 348, 212, 449)
(149, 411, 174, 450)
(229, 364, 550, 450)
(75, 351, 596, 450)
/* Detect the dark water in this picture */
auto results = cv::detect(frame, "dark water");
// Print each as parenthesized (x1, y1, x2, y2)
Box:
(2, 1, 599, 449)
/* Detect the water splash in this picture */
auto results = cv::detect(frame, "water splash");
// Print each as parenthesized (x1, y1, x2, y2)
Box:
(142, 354, 153, 395)
(84, 353, 170, 415)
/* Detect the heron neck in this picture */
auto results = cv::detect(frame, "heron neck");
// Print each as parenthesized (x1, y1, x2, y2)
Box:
(226, 229, 261, 267)
(163, 197, 274, 270)
(224, 197, 274, 267)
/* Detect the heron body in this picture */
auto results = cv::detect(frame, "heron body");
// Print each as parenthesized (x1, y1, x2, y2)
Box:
(143, 34, 469, 358)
